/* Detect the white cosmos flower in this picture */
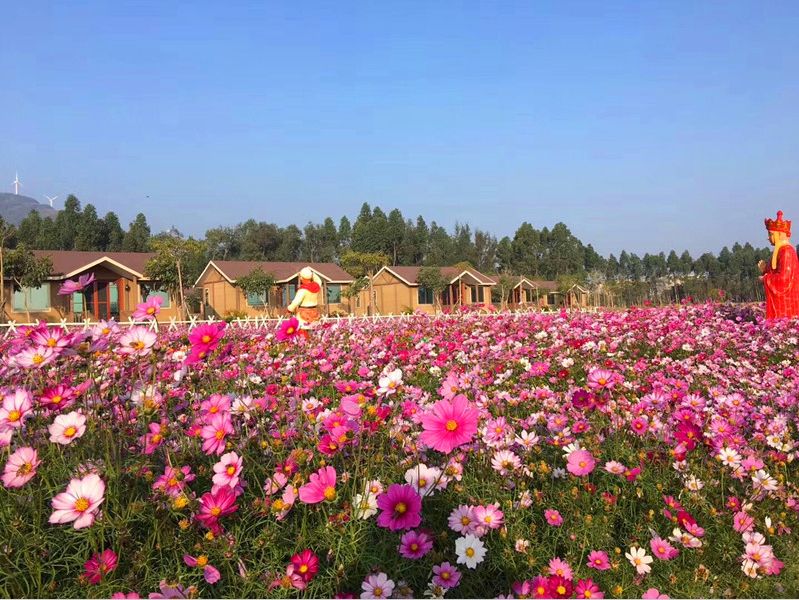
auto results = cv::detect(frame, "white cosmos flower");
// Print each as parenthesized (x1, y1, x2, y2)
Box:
(455, 534, 486, 569)
(625, 546, 653, 575)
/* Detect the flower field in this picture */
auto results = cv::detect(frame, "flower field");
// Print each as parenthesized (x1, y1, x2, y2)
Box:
(1, 305, 799, 598)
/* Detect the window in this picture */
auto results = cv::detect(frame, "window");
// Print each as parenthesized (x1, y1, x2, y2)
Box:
(418, 286, 434, 304)
(247, 291, 267, 307)
(327, 284, 342, 304)
(142, 287, 171, 308)
(13, 284, 51, 311)
(547, 293, 557, 305)
(471, 286, 484, 303)
(282, 284, 297, 306)
(72, 291, 84, 314)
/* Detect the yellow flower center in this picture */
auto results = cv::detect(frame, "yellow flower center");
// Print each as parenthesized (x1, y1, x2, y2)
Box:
(584, 592, 593, 599)
(8, 410, 21, 422)
(33, 354, 44, 364)
(395, 502, 407, 514)
(102, 328, 110, 335)
(215, 430, 225, 440)
(64, 426, 77, 438)
(299, 564, 308, 573)
(210, 506, 222, 516)
(441, 572, 450, 580)
(411, 543, 419, 551)
(461, 516, 471, 526)
(17, 462, 32, 476)
(131, 341, 145, 350)
(598, 378, 607, 385)
(47, 338, 57, 347)
(557, 586, 566, 595)
(151, 433, 162, 443)
(52, 395, 62, 404)
(287, 327, 294, 334)
(196, 555, 208, 568)
(168, 478, 178, 487)
(74, 497, 90, 512)
(418, 478, 427, 487)
(226, 465, 237, 476)
(373, 587, 384, 598)
(201, 335, 211, 343)
(147, 307, 155, 314)
(323, 486, 336, 501)
(579, 461, 587, 468)
(465, 547, 475, 557)
(443, 419, 458, 432)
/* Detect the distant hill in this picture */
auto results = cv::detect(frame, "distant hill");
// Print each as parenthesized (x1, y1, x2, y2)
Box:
(0, 193, 59, 226)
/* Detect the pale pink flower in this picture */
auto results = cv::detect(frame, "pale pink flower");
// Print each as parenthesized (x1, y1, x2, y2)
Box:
(48, 411, 87, 445)
(117, 326, 157, 356)
(212, 452, 243, 488)
(0, 389, 33, 431)
(2, 446, 40, 488)
(49, 473, 105, 529)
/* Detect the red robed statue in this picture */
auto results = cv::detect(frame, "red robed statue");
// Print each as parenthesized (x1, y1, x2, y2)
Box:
(759, 211, 799, 320)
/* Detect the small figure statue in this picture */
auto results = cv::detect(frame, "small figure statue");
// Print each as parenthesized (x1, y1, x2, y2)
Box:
(286, 267, 322, 338)
(759, 210, 799, 320)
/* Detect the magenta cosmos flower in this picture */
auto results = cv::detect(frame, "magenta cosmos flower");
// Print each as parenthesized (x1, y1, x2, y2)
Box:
(196, 486, 238, 533)
(298, 465, 338, 504)
(376, 484, 422, 531)
(586, 550, 611, 571)
(201, 412, 234, 456)
(399, 530, 433, 559)
(419, 394, 479, 454)
(49, 473, 105, 529)
(567, 449, 596, 477)
(2, 446, 41, 488)
(84, 549, 118, 584)
(276, 317, 300, 342)
(544, 509, 564, 527)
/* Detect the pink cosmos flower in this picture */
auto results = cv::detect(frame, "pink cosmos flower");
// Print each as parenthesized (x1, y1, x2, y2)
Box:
(586, 550, 611, 570)
(432, 562, 461, 589)
(376, 484, 422, 531)
(133, 295, 164, 320)
(152, 466, 195, 497)
(587, 368, 615, 390)
(31, 327, 72, 351)
(567, 449, 596, 476)
(473, 503, 504, 531)
(201, 412, 234, 456)
(196, 486, 238, 533)
(49, 473, 105, 529)
(419, 394, 479, 454)
(448, 504, 477, 534)
(148, 580, 196, 598)
(183, 554, 221, 584)
(2, 446, 40, 488)
(117, 326, 157, 357)
(212, 452, 243, 488)
(48, 411, 87, 445)
(58, 273, 96, 295)
(650, 537, 679, 560)
(84, 549, 118, 584)
(361, 572, 394, 599)
(545, 509, 564, 527)
(575, 578, 604, 599)
(142, 422, 167, 455)
(298, 466, 338, 504)
(0, 389, 33, 431)
(548, 557, 573, 580)
(733, 510, 755, 533)
(604, 461, 626, 475)
(276, 317, 300, 342)
(112, 593, 140, 599)
(630, 416, 649, 436)
(642, 589, 669, 599)
(13, 346, 56, 368)
(399, 530, 433, 559)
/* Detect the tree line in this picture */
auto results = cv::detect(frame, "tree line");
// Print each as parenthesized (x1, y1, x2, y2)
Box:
(4, 195, 777, 306)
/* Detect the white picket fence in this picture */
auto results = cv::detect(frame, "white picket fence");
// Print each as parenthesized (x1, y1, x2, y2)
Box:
(0, 307, 601, 338)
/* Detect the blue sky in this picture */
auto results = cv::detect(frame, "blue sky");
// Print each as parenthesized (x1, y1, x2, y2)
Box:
(2, 1, 798, 257)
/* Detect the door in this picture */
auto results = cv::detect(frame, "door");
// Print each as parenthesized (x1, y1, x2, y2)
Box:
(84, 281, 120, 320)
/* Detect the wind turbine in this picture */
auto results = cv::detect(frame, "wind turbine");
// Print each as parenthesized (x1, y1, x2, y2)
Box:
(12, 172, 21, 195)
(45, 195, 58, 208)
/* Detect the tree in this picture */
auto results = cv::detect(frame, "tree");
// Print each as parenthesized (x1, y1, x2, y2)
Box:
(511, 222, 541, 277)
(496, 237, 513, 274)
(337, 216, 352, 254)
(386, 209, 406, 265)
(144, 236, 206, 319)
(102, 212, 126, 251)
(236, 268, 276, 316)
(54, 195, 82, 250)
(75, 204, 102, 251)
(124, 213, 152, 252)
(493, 273, 516, 311)
(417, 266, 449, 312)
(0, 217, 17, 318)
(474, 229, 498, 274)
(340, 250, 388, 315)
(4, 245, 52, 320)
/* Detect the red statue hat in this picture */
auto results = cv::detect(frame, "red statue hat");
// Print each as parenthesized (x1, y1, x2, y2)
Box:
(765, 210, 791, 236)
